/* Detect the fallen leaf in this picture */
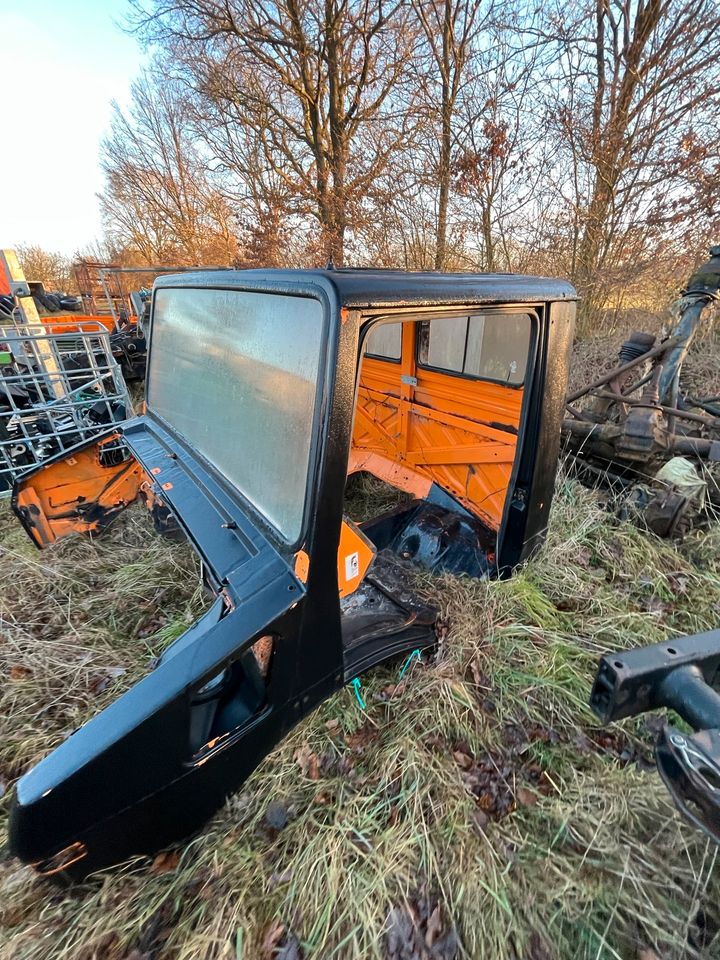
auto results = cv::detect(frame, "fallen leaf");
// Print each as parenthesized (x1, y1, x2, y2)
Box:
(425, 904, 443, 947)
(261, 920, 286, 959)
(136, 616, 169, 639)
(639, 595, 668, 616)
(453, 750, 474, 771)
(9, 665, 31, 681)
(345, 724, 377, 753)
(469, 657, 487, 686)
(293, 745, 320, 780)
(471, 809, 489, 832)
(150, 850, 180, 874)
(575, 546, 592, 568)
(515, 787, 538, 807)
(90, 666, 127, 696)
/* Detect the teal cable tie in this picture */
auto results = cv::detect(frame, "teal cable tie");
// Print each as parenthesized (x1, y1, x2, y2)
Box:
(351, 677, 366, 709)
(398, 648, 422, 680)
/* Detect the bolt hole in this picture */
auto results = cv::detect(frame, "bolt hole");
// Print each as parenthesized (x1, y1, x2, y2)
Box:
(667, 647, 678, 655)
(614, 660, 624, 669)
(288, 585, 295, 591)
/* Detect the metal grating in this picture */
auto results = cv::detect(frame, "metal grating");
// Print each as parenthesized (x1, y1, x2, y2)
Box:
(0, 321, 133, 490)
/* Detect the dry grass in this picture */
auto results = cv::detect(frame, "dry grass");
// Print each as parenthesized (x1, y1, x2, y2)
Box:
(1, 470, 719, 959)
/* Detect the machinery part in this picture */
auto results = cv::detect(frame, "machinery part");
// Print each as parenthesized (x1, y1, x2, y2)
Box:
(591, 629, 720, 845)
(622, 484, 693, 538)
(658, 245, 720, 403)
(618, 331, 656, 365)
(622, 457, 708, 539)
(110, 329, 147, 381)
(562, 244, 720, 510)
(361, 498, 496, 578)
(615, 365, 668, 460)
(655, 726, 720, 843)
(566, 336, 679, 405)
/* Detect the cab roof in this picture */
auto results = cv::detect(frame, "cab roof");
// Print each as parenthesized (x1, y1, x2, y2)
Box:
(153, 267, 577, 311)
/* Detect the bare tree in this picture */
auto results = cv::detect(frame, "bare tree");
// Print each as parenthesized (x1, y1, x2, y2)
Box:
(16, 245, 73, 291)
(451, 15, 556, 272)
(131, 0, 419, 266)
(410, 0, 489, 269)
(100, 66, 239, 265)
(543, 0, 720, 315)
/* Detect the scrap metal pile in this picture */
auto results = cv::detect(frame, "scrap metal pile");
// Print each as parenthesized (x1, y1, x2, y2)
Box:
(563, 245, 720, 537)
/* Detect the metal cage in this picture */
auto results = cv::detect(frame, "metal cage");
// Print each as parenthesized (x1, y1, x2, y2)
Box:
(0, 321, 133, 490)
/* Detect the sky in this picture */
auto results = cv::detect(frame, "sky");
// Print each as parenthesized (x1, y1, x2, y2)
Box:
(0, 0, 145, 256)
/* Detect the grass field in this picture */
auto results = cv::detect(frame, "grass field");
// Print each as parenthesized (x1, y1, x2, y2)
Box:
(1, 326, 720, 959)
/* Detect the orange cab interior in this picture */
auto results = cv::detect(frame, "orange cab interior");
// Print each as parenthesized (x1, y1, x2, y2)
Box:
(351, 310, 532, 532)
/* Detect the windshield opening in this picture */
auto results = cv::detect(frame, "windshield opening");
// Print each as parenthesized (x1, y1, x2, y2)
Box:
(148, 287, 325, 543)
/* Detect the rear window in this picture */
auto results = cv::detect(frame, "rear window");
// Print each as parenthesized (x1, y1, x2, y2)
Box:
(364, 321, 402, 360)
(417, 312, 532, 385)
(148, 287, 325, 542)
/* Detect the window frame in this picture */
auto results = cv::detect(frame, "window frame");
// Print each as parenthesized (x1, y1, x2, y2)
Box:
(416, 307, 536, 389)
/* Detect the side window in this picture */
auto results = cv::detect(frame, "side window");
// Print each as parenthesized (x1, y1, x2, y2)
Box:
(425, 314, 466, 370)
(364, 321, 402, 361)
(417, 313, 531, 386)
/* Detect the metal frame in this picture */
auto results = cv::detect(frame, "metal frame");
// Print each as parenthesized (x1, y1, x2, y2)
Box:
(0, 322, 131, 490)
(73, 261, 229, 331)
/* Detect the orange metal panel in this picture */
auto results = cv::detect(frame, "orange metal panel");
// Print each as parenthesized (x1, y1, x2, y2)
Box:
(35, 316, 114, 335)
(337, 518, 376, 597)
(36, 314, 137, 335)
(14, 436, 146, 547)
(352, 327, 523, 530)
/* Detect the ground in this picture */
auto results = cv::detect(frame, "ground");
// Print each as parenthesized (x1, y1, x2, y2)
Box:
(1, 322, 720, 960)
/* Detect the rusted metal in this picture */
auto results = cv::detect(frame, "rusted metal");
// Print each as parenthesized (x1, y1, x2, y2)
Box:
(591, 627, 720, 846)
(563, 245, 720, 536)
(591, 392, 720, 428)
(566, 336, 680, 404)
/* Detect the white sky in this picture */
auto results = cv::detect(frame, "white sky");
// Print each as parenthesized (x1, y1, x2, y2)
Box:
(0, 0, 145, 256)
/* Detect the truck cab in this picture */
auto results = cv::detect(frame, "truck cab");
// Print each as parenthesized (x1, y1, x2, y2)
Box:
(8, 268, 577, 879)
